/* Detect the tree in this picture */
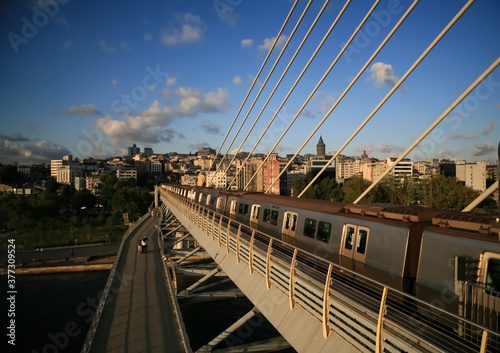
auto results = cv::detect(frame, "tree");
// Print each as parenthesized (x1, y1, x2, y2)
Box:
(0, 165, 19, 184)
(44, 178, 60, 193)
(292, 171, 340, 200)
(60, 184, 76, 203)
(342, 176, 373, 203)
(72, 190, 97, 211)
(421, 175, 479, 211)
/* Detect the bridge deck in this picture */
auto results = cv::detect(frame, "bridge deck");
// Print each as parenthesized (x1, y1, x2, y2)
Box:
(89, 216, 187, 353)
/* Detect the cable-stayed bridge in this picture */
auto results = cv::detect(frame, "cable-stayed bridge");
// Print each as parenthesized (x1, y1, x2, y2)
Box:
(82, 1, 499, 352)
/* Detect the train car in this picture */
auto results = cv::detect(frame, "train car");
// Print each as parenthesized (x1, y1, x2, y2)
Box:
(162, 184, 500, 330)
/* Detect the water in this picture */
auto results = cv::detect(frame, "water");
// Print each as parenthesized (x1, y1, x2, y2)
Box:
(4, 271, 296, 352)
(3, 271, 110, 353)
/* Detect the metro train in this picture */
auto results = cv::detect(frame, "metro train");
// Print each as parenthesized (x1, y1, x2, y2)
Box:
(162, 184, 500, 329)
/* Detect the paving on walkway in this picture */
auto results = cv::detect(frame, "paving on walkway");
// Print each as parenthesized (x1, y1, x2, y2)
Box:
(89, 216, 188, 353)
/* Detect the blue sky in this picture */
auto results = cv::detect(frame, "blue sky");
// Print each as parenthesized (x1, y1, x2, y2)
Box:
(0, 0, 499, 165)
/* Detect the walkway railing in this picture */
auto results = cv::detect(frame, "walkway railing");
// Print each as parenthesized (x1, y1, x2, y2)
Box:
(162, 187, 500, 353)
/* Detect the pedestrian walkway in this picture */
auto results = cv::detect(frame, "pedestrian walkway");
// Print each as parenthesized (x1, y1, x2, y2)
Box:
(89, 216, 189, 353)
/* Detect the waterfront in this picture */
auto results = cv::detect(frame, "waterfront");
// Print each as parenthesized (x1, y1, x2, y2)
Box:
(3, 271, 109, 352)
(4, 271, 295, 352)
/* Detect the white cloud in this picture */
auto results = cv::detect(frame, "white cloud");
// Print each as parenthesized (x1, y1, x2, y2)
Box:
(59, 104, 102, 116)
(167, 77, 176, 86)
(61, 40, 71, 49)
(201, 121, 220, 134)
(312, 90, 337, 113)
(375, 143, 404, 154)
(369, 62, 399, 88)
(354, 144, 374, 155)
(112, 79, 118, 87)
(447, 130, 479, 141)
(121, 40, 131, 51)
(55, 17, 69, 27)
(482, 122, 494, 135)
(0, 133, 30, 142)
(0, 140, 70, 164)
(98, 40, 115, 53)
(144, 32, 153, 42)
(233, 76, 242, 85)
(241, 39, 253, 47)
(299, 109, 314, 118)
(93, 87, 230, 151)
(472, 143, 495, 157)
(258, 35, 288, 51)
(437, 149, 461, 160)
(190, 140, 210, 150)
(161, 13, 204, 46)
(160, 88, 170, 96)
(176, 87, 229, 116)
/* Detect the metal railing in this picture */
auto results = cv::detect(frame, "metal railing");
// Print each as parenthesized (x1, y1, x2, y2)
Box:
(161, 188, 500, 353)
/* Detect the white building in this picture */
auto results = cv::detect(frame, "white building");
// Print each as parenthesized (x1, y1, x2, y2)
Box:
(150, 160, 162, 174)
(336, 156, 361, 182)
(56, 165, 84, 185)
(387, 156, 413, 179)
(362, 161, 387, 182)
(116, 167, 137, 180)
(50, 159, 63, 178)
(456, 161, 486, 191)
(181, 174, 198, 186)
(206, 170, 227, 189)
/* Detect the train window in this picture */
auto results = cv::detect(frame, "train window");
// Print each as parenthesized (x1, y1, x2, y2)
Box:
(216, 197, 222, 210)
(291, 214, 297, 231)
(206, 195, 211, 206)
(486, 258, 500, 292)
(263, 209, 271, 223)
(198, 194, 204, 203)
(250, 205, 260, 220)
(270, 211, 279, 226)
(303, 218, 316, 238)
(356, 228, 369, 254)
(238, 203, 249, 216)
(344, 226, 355, 251)
(317, 222, 331, 243)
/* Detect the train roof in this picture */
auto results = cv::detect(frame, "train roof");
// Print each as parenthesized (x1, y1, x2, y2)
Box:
(344, 204, 441, 223)
(432, 211, 499, 236)
(237, 192, 346, 214)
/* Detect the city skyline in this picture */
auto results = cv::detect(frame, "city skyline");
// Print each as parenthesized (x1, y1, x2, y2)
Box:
(1, 0, 499, 166)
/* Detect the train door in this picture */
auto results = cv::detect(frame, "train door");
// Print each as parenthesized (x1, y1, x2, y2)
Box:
(341, 224, 370, 263)
(282, 211, 298, 238)
(250, 204, 260, 225)
(475, 252, 500, 331)
(229, 199, 237, 218)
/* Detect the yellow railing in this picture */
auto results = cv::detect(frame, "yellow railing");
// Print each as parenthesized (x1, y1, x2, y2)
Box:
(161, 187, 500, 353)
